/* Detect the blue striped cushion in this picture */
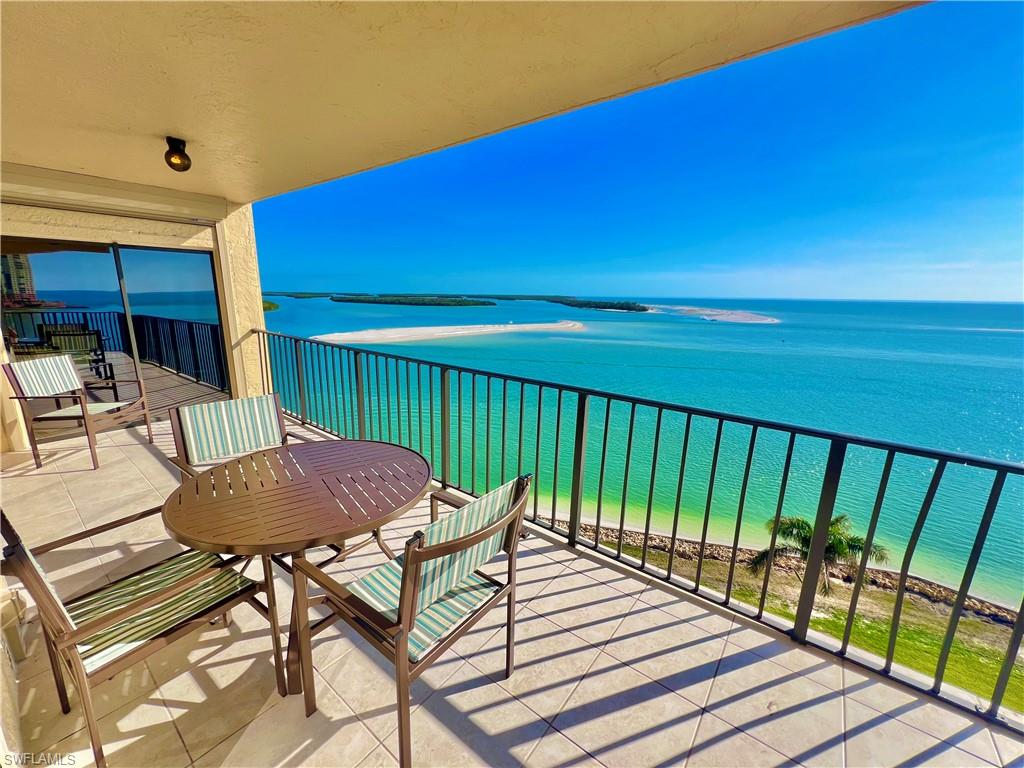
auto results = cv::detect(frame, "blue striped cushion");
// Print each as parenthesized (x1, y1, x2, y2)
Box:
(178, 395, 283, 464)
(67, 550, 255, 674)
(347, 555, 498, 661)
(8, 355, 81, 397)
(416, 479, 517, 612)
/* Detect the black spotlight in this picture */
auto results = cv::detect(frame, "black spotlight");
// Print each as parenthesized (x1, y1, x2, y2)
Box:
(164, 136, 192, 172)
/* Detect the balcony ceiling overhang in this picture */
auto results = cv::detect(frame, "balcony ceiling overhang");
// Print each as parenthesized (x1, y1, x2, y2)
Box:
(2, 1, 915, 205)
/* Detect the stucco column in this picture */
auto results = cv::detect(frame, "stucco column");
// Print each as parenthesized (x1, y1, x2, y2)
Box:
(213, 203, 266, 397)
(0, 343, 29, 452)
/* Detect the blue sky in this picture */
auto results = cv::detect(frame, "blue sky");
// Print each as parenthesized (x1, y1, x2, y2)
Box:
(254, 2, 1023, 301)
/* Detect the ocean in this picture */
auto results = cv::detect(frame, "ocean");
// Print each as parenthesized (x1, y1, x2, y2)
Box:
(263, 295, 1024, 607)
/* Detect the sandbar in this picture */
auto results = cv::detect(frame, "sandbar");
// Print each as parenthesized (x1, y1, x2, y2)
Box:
(312, 320, 584, 344)
(651, 305, 780, 324)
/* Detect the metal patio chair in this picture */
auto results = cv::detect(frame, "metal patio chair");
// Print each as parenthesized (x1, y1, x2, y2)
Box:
(0, 510, 286, 768)
(291, 474, 532, 768)
(48, 329, 113, 380)
(2, 353, 152, 469)
(169, 393, 375, 569)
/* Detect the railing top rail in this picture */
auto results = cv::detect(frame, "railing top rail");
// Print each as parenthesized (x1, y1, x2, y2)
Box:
(254, 328, 1024, 475)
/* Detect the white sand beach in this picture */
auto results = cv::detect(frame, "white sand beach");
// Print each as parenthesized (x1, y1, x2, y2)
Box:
(651, 305, 780, 324)
(312, 319, 584, 344)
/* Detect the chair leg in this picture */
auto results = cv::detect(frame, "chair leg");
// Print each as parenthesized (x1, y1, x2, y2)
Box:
(292, 557, 317, 716)
(68, 655, 105, 768)
(25, 420, 42, 469)
(144, 408, 153, 444)
(505, 589, 516, 679)
(395, 635, 413, 768)
(81, 407, 99, 470)
(262, 555, 287, 697)
(430, 495, 439, 522)
(41, 625, 71, 714)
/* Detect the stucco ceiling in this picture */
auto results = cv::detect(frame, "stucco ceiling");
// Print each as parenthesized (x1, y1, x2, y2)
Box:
(1, 1, 915, 205)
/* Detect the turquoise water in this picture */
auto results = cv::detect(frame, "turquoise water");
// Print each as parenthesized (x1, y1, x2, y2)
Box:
(266, 296, 1024, 607)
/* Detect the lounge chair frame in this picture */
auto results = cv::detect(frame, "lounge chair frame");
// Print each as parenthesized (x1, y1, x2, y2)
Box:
(0, 509, 287, 768)
(291, 474, 532, 768)
(3, 353, 152, 470)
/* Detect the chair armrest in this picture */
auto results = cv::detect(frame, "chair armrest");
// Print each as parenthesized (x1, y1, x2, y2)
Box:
(84, 378, 143, 388)
(31, 507, 164, 554)
(57, 554, 247, 648)
(169, 456, 198, 477)
(292, 557, 399, 636)
(430, 489, 469, 510)
(8, 393, 82, 402)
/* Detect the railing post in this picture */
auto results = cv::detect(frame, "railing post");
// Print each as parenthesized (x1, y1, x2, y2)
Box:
(354, 351, 367, 439)
(187, 321, 202, 381)
(293, 338, 307, 423)
(792, 439, 847, 643)
(567, 394, 589, 547)
(440, 367, 451, 488)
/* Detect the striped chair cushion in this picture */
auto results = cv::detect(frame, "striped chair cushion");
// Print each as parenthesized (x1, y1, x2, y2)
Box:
(67, 550, 255, 674)
(178, 394, 283, 464)
(416, 478, 517, 612)
(8, 355, 81, 398)
(347, 555, 498, 661)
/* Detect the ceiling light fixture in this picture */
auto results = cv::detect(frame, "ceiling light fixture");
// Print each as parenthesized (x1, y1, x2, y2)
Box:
(164, 136, 192, 172)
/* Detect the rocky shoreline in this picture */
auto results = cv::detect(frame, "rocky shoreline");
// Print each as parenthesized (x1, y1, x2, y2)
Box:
(556, 522, 1018, 626)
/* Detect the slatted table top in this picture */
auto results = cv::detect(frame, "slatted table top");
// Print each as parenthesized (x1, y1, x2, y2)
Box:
(162, 440, 432, 555)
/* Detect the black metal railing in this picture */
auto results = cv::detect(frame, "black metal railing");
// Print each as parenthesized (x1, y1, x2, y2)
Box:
(254, 328, 1024, 727)
(132, 314, 228, 390)
(4, 309, 227, 390)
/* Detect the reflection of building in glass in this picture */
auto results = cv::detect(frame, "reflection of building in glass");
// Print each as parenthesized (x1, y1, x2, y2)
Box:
(2, 253, 36, 303)
(1, 253, 64, 309)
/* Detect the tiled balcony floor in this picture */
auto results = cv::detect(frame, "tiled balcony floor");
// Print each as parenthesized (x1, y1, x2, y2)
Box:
(2, 424, 1022, 767)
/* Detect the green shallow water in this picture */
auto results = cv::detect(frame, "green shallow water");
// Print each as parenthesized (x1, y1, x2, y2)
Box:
(266, 297, 1024, 608)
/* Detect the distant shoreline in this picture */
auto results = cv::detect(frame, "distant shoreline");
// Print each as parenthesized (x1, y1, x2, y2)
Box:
(651, 304, 780, 324)
(312, 319, 584, 344)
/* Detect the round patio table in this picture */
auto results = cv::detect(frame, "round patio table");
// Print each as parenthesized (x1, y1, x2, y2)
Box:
(161, 439, 432, 693)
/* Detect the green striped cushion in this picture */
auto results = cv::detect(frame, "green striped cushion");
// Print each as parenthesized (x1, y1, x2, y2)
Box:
(347, 556, 498, 661)
(8, 354, 81, 397)
(67, 550, 254, 674)
(178, 394, 283, 464)
(416, 478, 517, 612)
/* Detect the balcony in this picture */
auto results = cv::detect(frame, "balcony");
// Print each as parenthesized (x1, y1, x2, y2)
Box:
(2, 338, 1022, 767)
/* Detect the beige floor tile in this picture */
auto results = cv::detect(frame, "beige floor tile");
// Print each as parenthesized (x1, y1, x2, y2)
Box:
(990, 728, 1024, 767)
(467, 607, 602, 722)
(844, 698, 995, 767)
(61, 458, 154, 509)
(637, 582, 735, 636)
(88, 512, 187, 582)
(73, 487, 164, 527)
(5, 504, 83, 548)
(149, 609, 288, 760)
(565, 556, 650, 597)
(1, 474, 75, 518)
(318, 631, 464, 740)
(520, 535, 579, 565)
(603, 600, 726, 707)
(551, 652, 701, 767)
(13, 618, 58, 684)
(382, 662, 549, 768)
(687, 711, 797, 767)
(118, 445, 183, 492)
(39, 692, 190, 768)
(192, 670, 379, 767)
(525, 726, 602, 768)
(479, 547, 570, 608)
(355, 744, 399, 768)
(20, 660, 157, 754)
(55, 445, 126, 473)
(843, 664, 1002, 765)
(729, 622, 843, 690)
(528, 569, 637, 647)
(705, 645, 844, 768)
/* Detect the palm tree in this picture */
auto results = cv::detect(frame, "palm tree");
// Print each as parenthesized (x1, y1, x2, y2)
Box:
(747, 514, 888, 596)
